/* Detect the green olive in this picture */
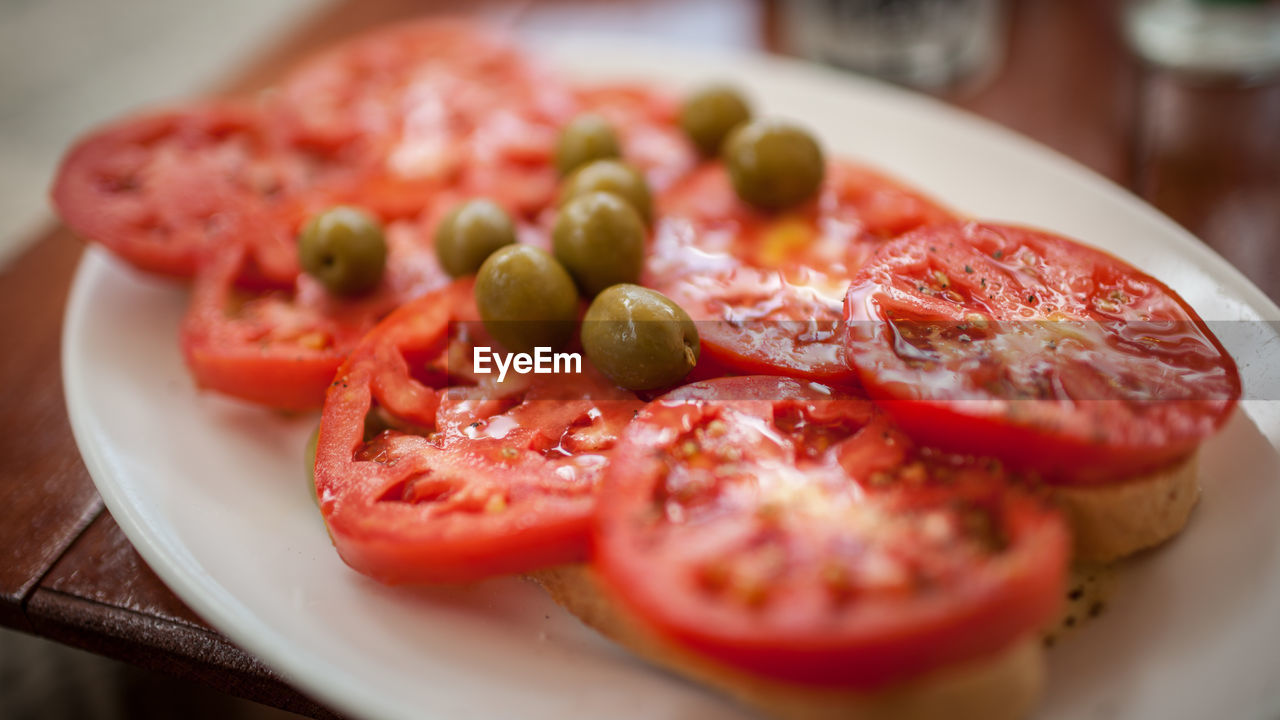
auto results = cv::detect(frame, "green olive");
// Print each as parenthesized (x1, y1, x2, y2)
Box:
(305, 423, 320, 479)
(582, 284, 700, 391)
(304, 423, 320, 506)
(723, 119, 825, 211)
(475, 245, 579, 353)
(434, 199, 516, 277)
(298, 206, 387, 296)
(552, 192, 645, 298)
(555, 114, 621, 176)
(560, 160, 653, 224)
(679, 85, 751, 157)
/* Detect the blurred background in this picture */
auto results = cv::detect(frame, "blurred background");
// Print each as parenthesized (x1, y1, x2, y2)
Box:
(0, 0, 324, 266)
(1, 0, 1278, 718)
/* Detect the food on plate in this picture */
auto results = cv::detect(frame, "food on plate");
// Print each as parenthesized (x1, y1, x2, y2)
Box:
(305, 424, 320, 482)
(273, 20, 574, 218)
(52, 20, 696, 411)
(580, 284, 700, 390)
(679, 84, 752, 157)
(538, 376, 1067, 720)
(179, 202, 451, 411)
(51, 22, 571, 289)
(649, 161, 956, 382)
(475, 244, 580, 353)
(51, 16, 1248, 720)
(313, 282, 642, 583)
(844, 222, 1241, 561)
(297, 205, 388, 296)
(49, 103, 356, 286)
(570, 84, 697, 193)
(723, 118, 825, 211)
(552, 191, 647, 296)
(539, 564, 1043, 720)
(554, 113, 623, 176)
(433, 198, 518, 277)
(559, 158, 654, 224)
(1050, 460, 1200, 564)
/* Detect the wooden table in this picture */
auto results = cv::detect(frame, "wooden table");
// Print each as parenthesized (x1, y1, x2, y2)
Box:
(2, 0, 1276, 717)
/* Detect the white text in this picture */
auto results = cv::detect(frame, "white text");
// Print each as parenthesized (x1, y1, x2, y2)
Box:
(472, 346, 582, 382)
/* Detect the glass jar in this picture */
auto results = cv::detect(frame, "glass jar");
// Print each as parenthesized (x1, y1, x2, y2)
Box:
(780, 0, 1007, 90)
(1123, 0, 1280, 80)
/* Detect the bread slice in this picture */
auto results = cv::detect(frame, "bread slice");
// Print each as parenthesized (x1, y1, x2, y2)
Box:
(1048, 453, 1199, 564)
(531, 565, 1044, 720)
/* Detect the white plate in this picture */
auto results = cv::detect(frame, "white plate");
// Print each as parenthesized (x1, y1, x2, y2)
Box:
(63, 40, 1280, 720)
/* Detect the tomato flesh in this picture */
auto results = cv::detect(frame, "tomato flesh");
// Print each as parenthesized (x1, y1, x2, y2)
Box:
(50, 23, 575, 290)
(274, 20, 576, 219)
(844, 222, 1241, 483)
(50, 103, 367, 285)
(177, 195, 552, 411)
(569, 83, 696, 193)
(649, 163, 954, 382)
(595, 376, 1067, 688)
(315, 282, 644, 583)
(54, 20, 703, 411)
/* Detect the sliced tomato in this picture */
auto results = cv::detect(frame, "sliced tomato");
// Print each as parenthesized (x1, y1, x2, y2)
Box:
(51, 23, 571, 287)
(50, 103, 367, 286)
(273, 20, 575, 218)
(275, 19, 700, 218)
(276, 20, 568, 153)
(648, 163, 955, 382)
(844, 222, 1241, 483)
(594, 376, 1067, 689)
(570, 83, 697, 193)
(314, 282, 643, 584)
(53, 22, 697, 290)
(178, 199, 463, 411)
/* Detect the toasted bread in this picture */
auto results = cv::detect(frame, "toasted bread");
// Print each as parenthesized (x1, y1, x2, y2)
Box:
(1049, 453, 1198, 564)
(531, 564, 1044, 720)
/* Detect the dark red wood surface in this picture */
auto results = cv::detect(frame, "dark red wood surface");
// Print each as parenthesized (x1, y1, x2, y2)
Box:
(1134, 72, 1280, 299)
(0, 227, 104, 631)
(1, 1, 1275, 718)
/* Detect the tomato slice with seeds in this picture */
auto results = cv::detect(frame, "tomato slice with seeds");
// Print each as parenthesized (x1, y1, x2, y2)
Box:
(570, 83, 697, 193)
(276, 20, 569, 153)
(844, 222, 1241, 483)
(273, 23, 697, 222)
(595, 376, 1067, 689)
(454, 82, 697, 220)
(315, 281, 644, 584)
(648, 163, 955, 382)
(50, 103, 366, 287)
(51, 23, 573, 288)
(274, 20, 575, 219)
(177, 197, 482, 411)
